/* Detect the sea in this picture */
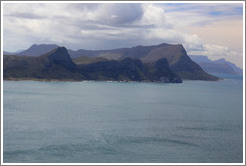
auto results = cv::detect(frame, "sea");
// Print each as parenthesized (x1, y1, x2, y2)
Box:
(3, 76, 244, 163)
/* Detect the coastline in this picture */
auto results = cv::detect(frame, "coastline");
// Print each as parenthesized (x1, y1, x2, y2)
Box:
(3, 78, 84, 82)
(3, 77, 227, 84)
(3, 78, 182, 84)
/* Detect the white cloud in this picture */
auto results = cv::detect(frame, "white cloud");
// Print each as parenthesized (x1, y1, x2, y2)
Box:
(140, 4, 173, 29)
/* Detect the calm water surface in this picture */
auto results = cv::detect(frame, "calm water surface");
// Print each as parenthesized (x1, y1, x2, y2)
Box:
(3, 78, 243, 163)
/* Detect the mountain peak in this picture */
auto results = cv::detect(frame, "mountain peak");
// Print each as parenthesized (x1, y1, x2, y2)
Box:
(50, 47, 71, 61)
(17, 44, 59, 56)
(48, 47, 77, 73)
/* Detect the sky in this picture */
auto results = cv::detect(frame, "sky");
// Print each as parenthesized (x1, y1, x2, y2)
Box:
(2, 2, 244, 68)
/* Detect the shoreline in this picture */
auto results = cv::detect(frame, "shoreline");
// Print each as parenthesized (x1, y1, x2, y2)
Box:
(3, 77, 187, 84)
(3, 77, 227, 84)
(3, 78, 178, 84)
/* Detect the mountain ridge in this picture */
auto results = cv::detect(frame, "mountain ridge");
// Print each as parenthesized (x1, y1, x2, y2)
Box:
(3, 43, 221, 81)
(190, 55, 243, 76)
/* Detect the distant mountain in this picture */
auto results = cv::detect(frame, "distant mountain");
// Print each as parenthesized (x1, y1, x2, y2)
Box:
(190, 55, 243, 75)
(17, 44, 59, 56)
(3, 49, 24, 55)
(197, 62, 236, 75)
(3, 47, 182, 83)
(214, 58, 243, 75)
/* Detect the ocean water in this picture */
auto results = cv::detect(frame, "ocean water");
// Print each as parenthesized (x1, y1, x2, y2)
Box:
(3, 78, 243, 163)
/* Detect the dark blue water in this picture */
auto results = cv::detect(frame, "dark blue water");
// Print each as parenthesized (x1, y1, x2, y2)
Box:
(3, 79, 243, 163)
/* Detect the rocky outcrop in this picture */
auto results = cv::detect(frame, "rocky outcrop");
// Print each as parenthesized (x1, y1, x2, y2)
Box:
(48, 47, 77, 73)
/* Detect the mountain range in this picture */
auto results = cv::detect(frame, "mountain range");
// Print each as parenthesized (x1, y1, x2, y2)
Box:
(3, 43, 220, 82)
(189, 55, 243, 76)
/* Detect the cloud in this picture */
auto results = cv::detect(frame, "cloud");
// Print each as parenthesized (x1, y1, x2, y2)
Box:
(3, 3, 243, 67)
(140, 4, 173, 29)
(92, 4, 144, 26)
(51, 3, 144, 26)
